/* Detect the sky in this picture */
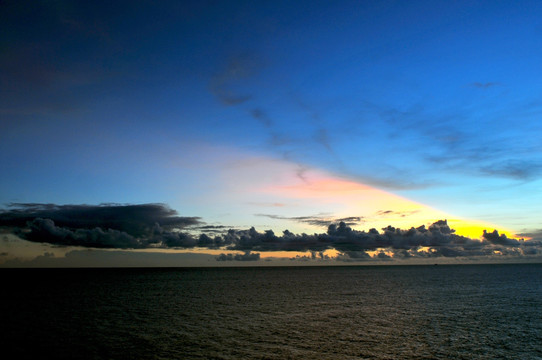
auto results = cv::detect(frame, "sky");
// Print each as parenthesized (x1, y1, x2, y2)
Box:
(1, 0, 542, 267)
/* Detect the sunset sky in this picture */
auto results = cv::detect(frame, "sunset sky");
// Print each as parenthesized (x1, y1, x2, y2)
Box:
(1, 0, 542, 266)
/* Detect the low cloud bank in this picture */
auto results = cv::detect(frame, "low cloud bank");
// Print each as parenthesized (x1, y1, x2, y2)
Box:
(216, 251, 260, 261)
(0, 203, 200, 235)
(1, 203, 540, 261)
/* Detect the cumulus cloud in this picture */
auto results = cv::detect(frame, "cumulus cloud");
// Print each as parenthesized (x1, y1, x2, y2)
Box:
(21, 218, 142, 249)
(1, 203, 200, 234)
(1, 203, 540, 261)
(0, 203, 201, 249)
(482, 229, 521, 247)
(216, 251, 260, 261)
(219, 220, 539, 261)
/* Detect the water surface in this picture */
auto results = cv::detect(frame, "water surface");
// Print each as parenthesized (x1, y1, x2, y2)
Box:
(4, 264, 542, 359)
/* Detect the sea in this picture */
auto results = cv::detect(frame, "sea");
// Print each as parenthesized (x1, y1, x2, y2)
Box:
(3, 264, 542, 359)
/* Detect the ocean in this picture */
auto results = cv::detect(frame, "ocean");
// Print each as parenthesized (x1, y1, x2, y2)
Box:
(3, 264, 542, 359)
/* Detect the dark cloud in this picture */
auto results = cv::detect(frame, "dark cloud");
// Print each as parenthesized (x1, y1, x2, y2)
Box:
(193, 225, 237, 234)
(216, 251, 260, 261)
(1, 203, 200, 236)
(336, 217, 364, 224)
(522, 247, 539, 255)
(0, 203, 202, 249)
(256, 214, 363, 227)
(21, 218, 142, 249)
(197, 233, 230, 249)
(376, 251, 392, 259)
(288, 251, 329, 261)
(482, 229, 521, 247)
(340, 251, 372, 260)
(1, 203, 540, 261)
(220, 220, 519, 259)
(518, 229, 542, 242)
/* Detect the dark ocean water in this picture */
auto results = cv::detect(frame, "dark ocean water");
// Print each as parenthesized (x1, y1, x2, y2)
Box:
(3, 264, 542, 359)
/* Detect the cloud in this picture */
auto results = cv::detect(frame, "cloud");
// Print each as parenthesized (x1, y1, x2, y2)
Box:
(1, 203, 540, 261)
(338, 251, 372, 261)
(216, 251, 261, 261)
(248, 107, 303, 161)
(0, 203, 202, 249)
(470, 82, 500, 88)
(427, 150, 542, 182)
(375, 210, 420, 218)
(376, 251, 392, 259)
(21, 218, 143, 249)
(482, 229, 521, 247)
(256, 214, 363, 227)
(231, 221, 410, 253)
(221, 220, 540, 260)
(359, 98, 542, 186)
(1, 203, 200, 236)
(193, 225, 237, 233)
(313, 128, 333, 153)
(518, 229, 542, 242)
(209, 55, 257, 105)
(352, 173, 437, 191)
(480, 160, 542, 181)
(250, 108, 273, 127)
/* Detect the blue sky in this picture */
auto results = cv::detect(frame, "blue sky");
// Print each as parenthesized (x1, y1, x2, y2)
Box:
(1, 0, 542, 266)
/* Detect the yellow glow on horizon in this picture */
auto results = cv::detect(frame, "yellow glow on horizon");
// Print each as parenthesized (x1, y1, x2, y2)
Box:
(199, 149, 524, 249)
(446, 218, 520, 240)
(260, 170, 522, 240)
(208, 151, 522, 241)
